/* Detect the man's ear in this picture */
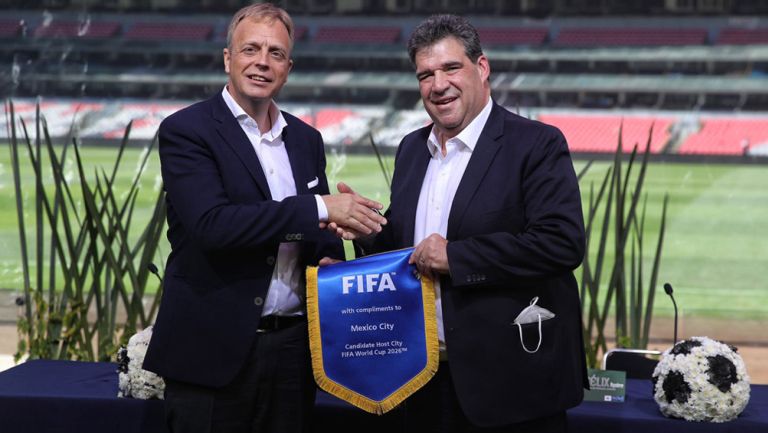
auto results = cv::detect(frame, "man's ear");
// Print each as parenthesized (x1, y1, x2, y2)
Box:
(476, 54, 490, 82)
(223, 48, 231, 74)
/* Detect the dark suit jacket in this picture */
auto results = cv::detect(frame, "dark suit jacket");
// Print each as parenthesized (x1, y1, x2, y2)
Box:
(143, 93, 343, 388)
(371, 102, 588, 427)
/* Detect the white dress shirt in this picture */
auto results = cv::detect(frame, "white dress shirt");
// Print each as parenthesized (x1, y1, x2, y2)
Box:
(222, 87, 327, 317)
(414, 98, 493, 345)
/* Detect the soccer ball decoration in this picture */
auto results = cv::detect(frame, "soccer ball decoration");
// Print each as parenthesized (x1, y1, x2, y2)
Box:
(652, 336, 750, 422)
(117, 326, 165, 399)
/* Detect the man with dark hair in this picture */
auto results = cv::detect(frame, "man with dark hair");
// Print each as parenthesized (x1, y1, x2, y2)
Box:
(334, 14, 587, 433)
(143, 4, 386, 433)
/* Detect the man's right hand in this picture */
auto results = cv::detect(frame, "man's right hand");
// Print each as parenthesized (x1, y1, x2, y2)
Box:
(322, 183, 386, 236)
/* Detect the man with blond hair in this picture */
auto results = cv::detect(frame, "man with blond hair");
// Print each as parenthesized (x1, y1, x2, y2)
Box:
(143, 4, 386, 432)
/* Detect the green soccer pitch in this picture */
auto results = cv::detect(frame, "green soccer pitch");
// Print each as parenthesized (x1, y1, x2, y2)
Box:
(1, 147, 766, 321)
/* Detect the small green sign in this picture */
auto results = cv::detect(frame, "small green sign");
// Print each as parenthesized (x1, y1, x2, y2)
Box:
(584, 368, 627, 403)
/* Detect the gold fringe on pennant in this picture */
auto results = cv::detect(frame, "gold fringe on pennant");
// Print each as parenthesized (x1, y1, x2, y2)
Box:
(305, 264, 440, 415)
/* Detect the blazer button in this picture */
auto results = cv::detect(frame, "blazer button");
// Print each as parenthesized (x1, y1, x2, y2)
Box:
(266, 256, 275, 266)
(254, 297, 264, 306)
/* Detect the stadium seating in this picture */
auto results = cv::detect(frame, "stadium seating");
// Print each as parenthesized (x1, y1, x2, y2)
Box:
(678, 118, 768, 155)
(216, 25, 306, 43)
(294, 25, 307, 42)
(717, 28, 768, 45)
(553, 28, 708, 47)
(372, 109, 432, 146)
(88, 102, 188, 139)
(313, 26, 400, 44)
(0, 19, 22, 38)
(314, 109, 353, 130)
(307, 107, 388, 145)
(477, 27, 548, 46)
(6, 99, 768, 157)
(124, 22, 212, 41)
(538, 114, 673, 153)
(33, 20, 120, 39)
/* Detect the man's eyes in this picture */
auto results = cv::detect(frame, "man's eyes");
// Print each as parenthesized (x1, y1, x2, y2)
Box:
(240, 47, 286, 60)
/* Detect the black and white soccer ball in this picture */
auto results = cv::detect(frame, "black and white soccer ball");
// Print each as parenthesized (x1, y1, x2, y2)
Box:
(652, 336, 750, 423)
(117, 326, 165, 400)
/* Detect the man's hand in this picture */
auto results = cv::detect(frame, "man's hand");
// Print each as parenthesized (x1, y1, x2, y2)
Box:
(409, 234, 450, 279)
(318, 257, 342, 266)
(322, 182, 386, 240)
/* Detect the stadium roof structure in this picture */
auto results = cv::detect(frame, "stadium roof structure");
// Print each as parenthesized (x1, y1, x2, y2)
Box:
(19, 70, 768, 96)
(290, 44, 768, 63)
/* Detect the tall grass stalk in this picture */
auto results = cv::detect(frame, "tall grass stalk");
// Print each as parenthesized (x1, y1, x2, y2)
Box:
(6, 100, 166, 362)
(580, 126, 669, 368)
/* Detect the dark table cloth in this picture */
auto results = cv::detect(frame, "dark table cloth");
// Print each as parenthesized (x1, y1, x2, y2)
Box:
(0, 360, 765, 433)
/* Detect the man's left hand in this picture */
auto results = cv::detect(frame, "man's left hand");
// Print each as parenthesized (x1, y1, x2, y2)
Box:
(319, 257, 342, 266)
(410, 234, 450, 278)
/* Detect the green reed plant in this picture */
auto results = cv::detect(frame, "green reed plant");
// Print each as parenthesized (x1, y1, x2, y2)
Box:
(6, 100, 166, 362)
(580, 126, 669, 368)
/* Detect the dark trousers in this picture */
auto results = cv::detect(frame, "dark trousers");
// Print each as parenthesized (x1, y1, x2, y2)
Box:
(405, 362, 567, 433)
(163, 321, 315, 433)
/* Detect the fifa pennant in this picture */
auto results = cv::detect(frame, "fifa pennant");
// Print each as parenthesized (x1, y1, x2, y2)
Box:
(306, 248, 439, 414)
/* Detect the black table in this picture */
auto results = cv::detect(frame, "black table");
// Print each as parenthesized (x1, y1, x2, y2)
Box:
(0, 360, 765, 433)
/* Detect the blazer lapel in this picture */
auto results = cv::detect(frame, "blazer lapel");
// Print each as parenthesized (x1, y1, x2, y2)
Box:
(211, 94, 271, 199)
(282, 117, 308, 195)
(398, 129, 432, 246)
(447, 103, 505, 239)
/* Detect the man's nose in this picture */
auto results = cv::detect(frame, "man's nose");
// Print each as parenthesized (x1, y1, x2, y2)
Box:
(431, 70, 449, 93)
(253, 50, 270, 69)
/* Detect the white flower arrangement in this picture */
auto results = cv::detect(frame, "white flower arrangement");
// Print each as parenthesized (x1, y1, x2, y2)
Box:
(117, 326, 165, 400)
(652, 336, 750, 423)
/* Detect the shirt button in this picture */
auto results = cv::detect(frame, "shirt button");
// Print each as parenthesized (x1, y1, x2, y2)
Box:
(266, 256, 275, 266)
(254, 297, 264, 306)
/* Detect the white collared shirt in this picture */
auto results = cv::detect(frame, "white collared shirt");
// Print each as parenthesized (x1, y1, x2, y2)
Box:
(414, 98, 493, 344)
(222, 87, 326, 317)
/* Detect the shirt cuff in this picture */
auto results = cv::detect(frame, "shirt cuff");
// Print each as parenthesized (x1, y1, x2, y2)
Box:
(315, 195, 329, 222)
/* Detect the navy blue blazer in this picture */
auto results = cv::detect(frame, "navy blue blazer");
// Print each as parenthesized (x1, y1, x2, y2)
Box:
(371, 102, 588, 427)
(143, 93, 343, 388)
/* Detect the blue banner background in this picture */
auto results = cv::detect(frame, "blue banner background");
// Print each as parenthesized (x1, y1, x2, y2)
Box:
(315, 248, 429, 401)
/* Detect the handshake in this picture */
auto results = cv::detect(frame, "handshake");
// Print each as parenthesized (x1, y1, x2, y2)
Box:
(321, 182, 386, 241)
(321, 183, 449, 276)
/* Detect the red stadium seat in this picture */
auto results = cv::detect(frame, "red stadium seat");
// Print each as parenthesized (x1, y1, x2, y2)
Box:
(678, 118, 768, 155)
(0, 19, 22, 38)
(717, 28, 768, 45)
(33, 20, 120, 39)
(477, 27, 548, 46)
(539, 114, 672, 153)
(313, 26, 400, 44)
(294, 25, 307, 41)
(554, 28, 707, 47)
(124, 22, 213, 41)
(314, 109, 354, 130)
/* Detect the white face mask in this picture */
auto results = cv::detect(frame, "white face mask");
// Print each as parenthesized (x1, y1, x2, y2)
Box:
(513, 297, 555, 354)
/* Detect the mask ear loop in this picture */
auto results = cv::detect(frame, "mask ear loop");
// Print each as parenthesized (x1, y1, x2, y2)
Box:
(516, 313, 543, 354)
